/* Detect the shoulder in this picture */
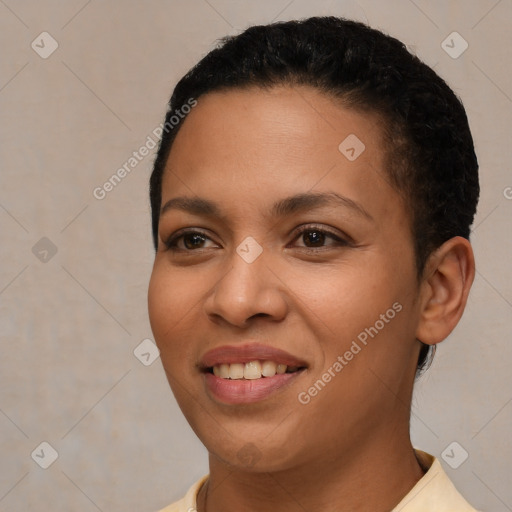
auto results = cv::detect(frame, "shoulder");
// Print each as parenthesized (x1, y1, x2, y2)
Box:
(155, 475, 208, 512)
(392, 449, 481, 512)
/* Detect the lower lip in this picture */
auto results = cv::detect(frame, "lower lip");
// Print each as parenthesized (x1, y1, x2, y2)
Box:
(204, 371, 302, 404)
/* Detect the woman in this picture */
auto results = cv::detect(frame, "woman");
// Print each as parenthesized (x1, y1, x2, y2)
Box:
(147, 16, 480, 512)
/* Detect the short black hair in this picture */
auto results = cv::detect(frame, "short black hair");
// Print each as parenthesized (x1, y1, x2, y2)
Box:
(149, 16, 479, 373)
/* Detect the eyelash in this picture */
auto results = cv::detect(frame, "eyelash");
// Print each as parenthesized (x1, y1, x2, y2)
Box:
(163, 224, 350, 253)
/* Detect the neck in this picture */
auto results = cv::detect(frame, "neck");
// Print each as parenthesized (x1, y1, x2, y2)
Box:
(199, 427, 426, 512)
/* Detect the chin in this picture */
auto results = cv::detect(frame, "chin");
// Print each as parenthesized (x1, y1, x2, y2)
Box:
(209, 442, 297, 473)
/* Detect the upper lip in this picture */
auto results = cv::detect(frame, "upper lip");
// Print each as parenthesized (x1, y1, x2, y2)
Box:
(199, 342, 308, 370)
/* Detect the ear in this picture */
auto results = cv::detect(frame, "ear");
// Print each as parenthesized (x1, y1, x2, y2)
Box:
(415, 236, 475, 345)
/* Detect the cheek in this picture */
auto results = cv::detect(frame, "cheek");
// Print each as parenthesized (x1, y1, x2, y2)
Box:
(288, 257, 418, 374)
(148, 263, 207, 412)
(283, 259, 403, 333)
(147, 262, 202, 356)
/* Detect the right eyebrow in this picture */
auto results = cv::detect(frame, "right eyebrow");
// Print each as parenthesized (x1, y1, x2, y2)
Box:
(160, 196, 222, 218)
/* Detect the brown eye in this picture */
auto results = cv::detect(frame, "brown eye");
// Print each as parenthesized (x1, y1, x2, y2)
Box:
(302, 230, 326, 247)
(164, 230, 218, 251)
(182, 232, 207, 249)
(292, 225, 348, 249)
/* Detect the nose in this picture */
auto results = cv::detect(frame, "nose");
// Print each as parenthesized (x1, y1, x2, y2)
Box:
(203, 248, 289, 328)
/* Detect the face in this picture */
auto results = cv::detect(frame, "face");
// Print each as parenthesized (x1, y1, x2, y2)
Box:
(148, 86, 423, 472)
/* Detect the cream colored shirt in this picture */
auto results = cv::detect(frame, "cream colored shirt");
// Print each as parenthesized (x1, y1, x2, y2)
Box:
(157, 450, 480, 512)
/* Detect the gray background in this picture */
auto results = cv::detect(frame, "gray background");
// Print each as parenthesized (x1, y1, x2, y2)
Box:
(0, 0, 511, 511)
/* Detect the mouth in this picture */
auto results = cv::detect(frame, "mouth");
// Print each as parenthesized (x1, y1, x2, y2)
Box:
(206, 361, 304, 380)
(199, 343, 308, 404)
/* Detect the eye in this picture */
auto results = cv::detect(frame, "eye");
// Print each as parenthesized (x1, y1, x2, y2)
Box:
(290, 225, 350, 249)
(163, 225, 350, 253)
(163, 229, 219, 251)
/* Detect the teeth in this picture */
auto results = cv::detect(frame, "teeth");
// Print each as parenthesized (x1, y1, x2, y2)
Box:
(228, 363, 244, 379)
(261, 360, 277, 377)
(276, 364, 287, 374)
(211, 360, 301, 380)
(219, 364, 230, 379)
(244, 361, 262, 380)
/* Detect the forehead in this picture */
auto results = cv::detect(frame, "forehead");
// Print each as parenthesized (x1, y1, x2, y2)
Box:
(161, 85, 402, 225)
(168, 85, 386, 159)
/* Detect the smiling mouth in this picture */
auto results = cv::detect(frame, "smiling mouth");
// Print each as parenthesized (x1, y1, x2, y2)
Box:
(207, 361, 306, 380)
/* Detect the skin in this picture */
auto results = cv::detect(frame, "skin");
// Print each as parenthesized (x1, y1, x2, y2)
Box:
(147, 85, 475, 512)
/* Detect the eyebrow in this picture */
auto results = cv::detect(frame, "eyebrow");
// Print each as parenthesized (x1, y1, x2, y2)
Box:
(160, 192, 373, 221)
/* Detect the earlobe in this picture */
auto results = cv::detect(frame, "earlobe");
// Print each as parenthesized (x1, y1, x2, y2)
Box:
(415, 236, 475, 345)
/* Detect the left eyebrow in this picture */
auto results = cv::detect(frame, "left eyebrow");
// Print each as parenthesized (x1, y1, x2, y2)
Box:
(270, 192, 373, 221)
(160, 191, 373, 221)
